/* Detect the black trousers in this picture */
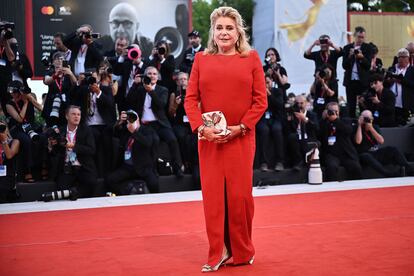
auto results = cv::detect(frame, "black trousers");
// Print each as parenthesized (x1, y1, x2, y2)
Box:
(57, 168, 103, 198)
(359, 146, 411, 176)
(105, 164, 159, 193)
(172, 123, 198, 167)
(324, 153, 362, 181)
(346, 80, 367, 118)
(256, 118, 285, 165)
(146, 121, 183, 170)
(287, 133, 316, 166)
(89, 124, 113, 177)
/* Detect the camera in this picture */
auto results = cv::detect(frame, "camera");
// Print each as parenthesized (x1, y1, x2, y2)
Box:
(126, 110, 138, 123)
(319, 38, 328, 44)
(363, 117, 372, 124)
(0, 124, 7, 133)
(385, 70, 404, 81)
(327, 109, 337, 116)
(41, 187, 78, 202)
(62, 60, 69, 68)
(81, 32, 100, 39)
(21, 123, 40, 142)
(361, 88, 376, 103)
(354, 49, 360, 55)
(157, 46, 166, 55)
(50, 96, 62, 119)
(142, 75, 152, 85)
(46, 125, 67, 146)
(285, 102, 300, 115)
(83, 72, 97, 85)
(318, 69, 326, 79)
(0, 21, 15, 40)
(127, 46, 142, 61)
(19, 86, 32, 94)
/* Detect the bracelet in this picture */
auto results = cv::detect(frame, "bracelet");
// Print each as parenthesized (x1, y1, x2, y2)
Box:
(239, 123, 247, 136)
(1, 141, 7, 146)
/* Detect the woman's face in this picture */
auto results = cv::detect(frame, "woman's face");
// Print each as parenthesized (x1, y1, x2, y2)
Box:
(266, 50, 277, 64)
(213, 16, 239, 54)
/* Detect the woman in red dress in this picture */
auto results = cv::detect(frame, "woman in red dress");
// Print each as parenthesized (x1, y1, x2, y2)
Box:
(184, 7, 267, 272)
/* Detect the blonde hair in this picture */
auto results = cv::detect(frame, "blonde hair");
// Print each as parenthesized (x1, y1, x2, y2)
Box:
(205, 6, 251, 57)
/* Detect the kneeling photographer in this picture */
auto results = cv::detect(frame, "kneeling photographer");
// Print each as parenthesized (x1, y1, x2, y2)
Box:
(5, 81, 48, 182)
(359, 73, 396, 127)
(355, 110, 413, 176)
(49, 105, 103, 198)
(310, 64, 338, 120)
(105, 110, 159, 194)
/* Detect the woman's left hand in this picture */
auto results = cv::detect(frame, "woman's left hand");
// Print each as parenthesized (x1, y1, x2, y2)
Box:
(214, 125, 242, 143)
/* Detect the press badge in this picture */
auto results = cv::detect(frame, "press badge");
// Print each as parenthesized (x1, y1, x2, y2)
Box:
(317, 98, 325, 105)
(265, 111, 271, 119)
(61, 94, 66, 102)
(0, 165, 7, 176)
(183, 115, 189, 123)
(373, 111, 379, 117)
(328, 136, 336, 146)
(0, 59, 6, 67)
(124, 150, 132, 161)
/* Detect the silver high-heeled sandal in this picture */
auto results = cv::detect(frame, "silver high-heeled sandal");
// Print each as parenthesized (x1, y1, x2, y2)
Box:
(201, 247, 231, 272)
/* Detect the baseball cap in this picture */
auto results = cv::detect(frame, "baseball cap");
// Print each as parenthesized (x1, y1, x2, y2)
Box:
(188, 30, 200, 37)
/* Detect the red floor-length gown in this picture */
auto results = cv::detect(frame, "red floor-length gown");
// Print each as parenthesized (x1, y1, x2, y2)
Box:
(184, 50, 267, 266)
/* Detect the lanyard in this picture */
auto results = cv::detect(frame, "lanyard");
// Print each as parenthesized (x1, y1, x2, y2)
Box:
(55, 78, 63, 93)
(363, 130, 375, 146)
(329, 124, 336, 136)
(79, 45, 87, 56)
(320, 51, 329, 64)
(14, 100, 27, 123)
(126, 137, 135, 151)
(66, 130, 77, 144)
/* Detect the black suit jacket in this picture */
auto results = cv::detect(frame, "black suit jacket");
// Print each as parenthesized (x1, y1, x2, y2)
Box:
(63, 32, 103, 73)
(362, 88, 396, 127)
(342, 43, 373, 88)
(148, 55, 176, 93)
(114, 124, 158, 175)
(126, 84, 171, 128)
(286, 110, 319, 141)
(386, 65, 414, 112)
(52, 124, 97, 174)
(179, 46, 205, 74)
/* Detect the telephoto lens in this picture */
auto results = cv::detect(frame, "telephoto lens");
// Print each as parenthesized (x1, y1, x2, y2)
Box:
(41, 187, 79, 202)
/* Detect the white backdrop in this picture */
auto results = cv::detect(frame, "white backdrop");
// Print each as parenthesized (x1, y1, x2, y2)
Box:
(253, 0, 347, 96)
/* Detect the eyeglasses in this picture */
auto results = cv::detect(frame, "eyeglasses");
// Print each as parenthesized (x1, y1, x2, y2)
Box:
(109, 20, 133, 28)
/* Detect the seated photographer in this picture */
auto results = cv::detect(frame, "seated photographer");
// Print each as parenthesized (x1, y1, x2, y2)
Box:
(126, 66, 184, 177)
(355, 110, 413, 177)
(63, 24, 103, 76)
(286, 95, 319, 170)
(168, 72, 199, 174)
(5, 81, 48, 182)
(385, 48, 414, 126)
(112, 44, 146, 113)
(256, 75, 287, 171)
(105, 110, 159, 194)
(42, 52, 77, 127)
(49, 105, 103, 198)
(70, 68, 116, 177)
(0, 121, 20, 203)
(304, 34, 343, 78)
(310, 64, 338, 120)
(263, 48, 289, 91)
(359, 73, 396, 127)
(319, 102, 362, 181)
(148, 40, 176, 94)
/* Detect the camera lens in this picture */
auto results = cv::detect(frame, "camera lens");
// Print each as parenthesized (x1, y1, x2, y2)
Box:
(158, 47, 166, 55)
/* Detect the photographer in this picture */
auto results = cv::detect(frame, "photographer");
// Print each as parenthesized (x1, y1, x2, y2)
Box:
(63, 24, 103, 76)
(126, 66, 184, 177)
(304, 34, 343, 78)
(359, 74, 396, 127)
(385, 48, 414, 126)
(8, 38, 33, 90)
(104, 37, 129, 85)
(256, 75, 287, 171)
(355, 110, 413, 177)
(369, 43, 383, 76)
(148, 40, 176, 94)
(5, 81, 48, 182)
(342, 26, 373, 118)
(0, 121, 20, 203)
(310, 64, 338, 119)
(168, 72, 199, 178)
(0, 22, 16, 110)
(42, 52, 76, 127)
(180, 30, 204, 74)
(105, 110, 159, 194)
(319, 102, 362, 181)
(49, 105, 103, 198)
(112, 44, 146, 113)
(263, 48, 289, 91)
(286, 95, 319, 170)
(49, 33, 71, 64)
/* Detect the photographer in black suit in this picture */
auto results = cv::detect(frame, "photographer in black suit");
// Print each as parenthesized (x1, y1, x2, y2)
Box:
(342, 26, 373, 118)
(63, 24, 103, 76)
(385, 48, 414, 126)
(105, 110, 159, 194)
(355, 110, 413, 177)
(49, 105, 103, 198)
(180, 30, 204, 74)
(286, 95, 319, 170)
(359, 73, 396, 127)
(148, 41, 176, 94)
(319, 102, 362, 181)
(310, 64, 338, 120)
(126, 66, 184, 177)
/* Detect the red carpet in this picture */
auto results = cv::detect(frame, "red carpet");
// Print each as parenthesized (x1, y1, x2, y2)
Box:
(1, 186, 414, 275)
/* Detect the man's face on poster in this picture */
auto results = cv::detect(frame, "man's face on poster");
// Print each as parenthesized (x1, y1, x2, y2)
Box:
(109, 4, 139, 44)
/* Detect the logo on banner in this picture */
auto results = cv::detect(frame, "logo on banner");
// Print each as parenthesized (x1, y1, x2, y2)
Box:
(58, 6, 72, 16)
(41, 6, 54, 15)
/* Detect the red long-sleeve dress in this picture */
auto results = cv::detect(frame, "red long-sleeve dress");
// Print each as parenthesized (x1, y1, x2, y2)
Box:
(184, 50, 267, 266)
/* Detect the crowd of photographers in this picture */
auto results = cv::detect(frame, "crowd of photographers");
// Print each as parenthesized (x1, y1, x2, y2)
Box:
(0, 21, 413, 203)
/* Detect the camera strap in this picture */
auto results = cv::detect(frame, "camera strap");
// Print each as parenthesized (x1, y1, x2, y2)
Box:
(55, 78, 63, 93)
(363, 130, 376, 147)
(13, 100, 27, 123)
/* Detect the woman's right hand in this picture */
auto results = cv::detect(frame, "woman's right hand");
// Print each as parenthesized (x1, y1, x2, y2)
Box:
(202, 126, 225, 142)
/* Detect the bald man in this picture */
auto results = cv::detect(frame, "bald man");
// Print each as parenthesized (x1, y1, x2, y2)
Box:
(108, 2, 153, 58)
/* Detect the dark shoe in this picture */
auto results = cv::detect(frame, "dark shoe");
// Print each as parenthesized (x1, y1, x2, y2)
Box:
(274, 162, 284, 172)
(260, 163, 270, 172)
(293, 161, 305, 171)
(400, 166, 406, 177)
(174, 165, 185, 178)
